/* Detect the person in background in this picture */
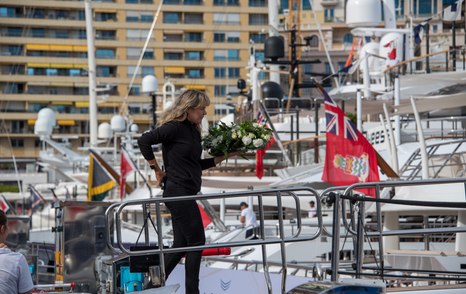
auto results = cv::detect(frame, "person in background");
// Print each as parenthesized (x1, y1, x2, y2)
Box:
(0, 209, 34, 294)
(138, 89, 239, 294)
(239, 202, 258, 239)
(308, 200, 317, 218)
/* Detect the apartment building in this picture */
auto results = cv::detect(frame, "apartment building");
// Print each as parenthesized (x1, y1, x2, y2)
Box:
(0, 0, 460, 171)
(0, 0, 270, 169)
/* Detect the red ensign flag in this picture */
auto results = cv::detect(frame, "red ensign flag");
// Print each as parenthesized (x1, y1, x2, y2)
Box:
(120, 149, 136, 199)
(320, 87, 380, 196)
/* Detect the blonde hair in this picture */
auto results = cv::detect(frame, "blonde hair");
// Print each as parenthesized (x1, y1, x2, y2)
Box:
(158, 89, 210, 132)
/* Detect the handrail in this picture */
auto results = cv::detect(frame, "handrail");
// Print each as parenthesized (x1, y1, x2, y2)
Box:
(110, 186, 321, 292)
(384, 49, 449, 73)
(104, 202, 121, 253)
(330, 177, 466, 282)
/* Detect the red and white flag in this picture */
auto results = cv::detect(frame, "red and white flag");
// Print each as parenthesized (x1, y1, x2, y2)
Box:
(320, 87, 380, 196)
(256, 110, 275, 179)
(0, 195, 11, 213)
(120, 148, 136, 199)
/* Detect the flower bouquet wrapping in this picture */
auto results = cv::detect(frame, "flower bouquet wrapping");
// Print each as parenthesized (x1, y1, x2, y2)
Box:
(202, 121, 273, 157)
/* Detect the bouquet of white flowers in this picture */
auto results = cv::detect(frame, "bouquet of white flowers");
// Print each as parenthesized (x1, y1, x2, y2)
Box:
(202, 121, 273, 157)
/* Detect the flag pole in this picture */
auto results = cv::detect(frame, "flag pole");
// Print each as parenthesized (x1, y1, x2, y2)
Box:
(258, 101, 293, 167)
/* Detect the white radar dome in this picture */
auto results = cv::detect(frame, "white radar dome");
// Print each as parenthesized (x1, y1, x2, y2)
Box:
(34, 119, 53, 136)
(110, 115, 126, 132)
(37, 108, 56, 127)
(98, 122, 112, 139)
(130, 124, 139, 133)
(346, 0, 382, 27)
(142, 75, 158, 93)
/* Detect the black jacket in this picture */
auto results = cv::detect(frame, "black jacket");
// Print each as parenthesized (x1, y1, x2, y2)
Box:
(138, 120, 215, 192)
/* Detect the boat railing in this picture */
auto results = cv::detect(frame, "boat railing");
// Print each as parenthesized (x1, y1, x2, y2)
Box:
(398, 139, 466, 180)
(383, 49, 455, 87)
(106, 186, 322, 293)
(326, 177, 466, 284)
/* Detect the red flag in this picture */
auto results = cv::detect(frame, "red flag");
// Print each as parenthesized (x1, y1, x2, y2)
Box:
(320, 87, 380, 196)
(344, 38, 357, 68)
(255, 110, 275, 179)
(256, 137, 275, 179)
(198, 204, 211, 228)
(0, 196, 10, 213)
(120, 149, 136, 199)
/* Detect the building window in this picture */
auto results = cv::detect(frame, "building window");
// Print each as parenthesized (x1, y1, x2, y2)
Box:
(214, 33, 225, 42)
(128, 86, 140, 95)
(184, 13, 203, 24)
(164, 52, 183, 60)
(185, 32, 202, 42)
(164, 33, 183, 42)
(343, 33, 353, 46)
(96, 49, 115, 58)
(97, 66, 116, 77)
(249, 0, 266, 7)
(324, 8, 334, 22)
(214, 68, 226, 78)
(163, 12, 181, 23)
(213, 13, 240, 25)
(215, 85, 226, 96)
(250, 32, 266, 43)
(142, 66, 154, 76)
(11, 139, 24, 148)
(214, 50, 227, 61)
(96, 30, 116, 40)
(55, 30, 69, 39)
(7, 27, 22, 37)
(31, 28, 45, 38)
(186, 51, 202, 60)
(187, 68, 202, 78)
(184, 0, 202, 4)
(249, 14, 267, 25)
(228, 67, 240, 78)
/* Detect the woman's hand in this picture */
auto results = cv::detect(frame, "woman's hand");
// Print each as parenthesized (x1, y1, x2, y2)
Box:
(154, 169, 166, 188)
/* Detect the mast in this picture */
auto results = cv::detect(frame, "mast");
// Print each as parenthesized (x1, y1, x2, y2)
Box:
(84, 0, 98, 148)
(268, 0, 280, 84)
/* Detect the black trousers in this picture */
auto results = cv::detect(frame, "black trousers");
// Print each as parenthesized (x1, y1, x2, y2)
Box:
(163, 181, 205, 294)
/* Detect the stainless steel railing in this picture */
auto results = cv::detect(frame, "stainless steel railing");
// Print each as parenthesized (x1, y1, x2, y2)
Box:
(105, 186, 321, 294)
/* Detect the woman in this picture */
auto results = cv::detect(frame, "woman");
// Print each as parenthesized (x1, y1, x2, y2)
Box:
(138, 89, 235, 294)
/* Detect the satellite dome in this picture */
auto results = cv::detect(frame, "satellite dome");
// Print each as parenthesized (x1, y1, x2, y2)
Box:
(98, 122, 112, 139)
(130, 124, 139, 133)
(265, 36, 285, 61)
(37, 108, 56, 127)
(346, 0, 382, 27)
(110, 115, 126, 132)
(261, 81, 284, 100)
(34, 119, 53, 136)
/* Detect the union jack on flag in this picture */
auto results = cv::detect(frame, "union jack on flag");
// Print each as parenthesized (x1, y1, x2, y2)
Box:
(324, 91, 358, 141)
(256, 110, 268, 126)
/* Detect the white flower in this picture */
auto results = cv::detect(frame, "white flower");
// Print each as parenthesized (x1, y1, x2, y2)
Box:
(232, 132, 237, 139)
(216, 135, 223, 142)
(211, 138, 218, 147)
(263, 134, 271, 141)
(242, 136, 252, 146)
(253, 138, 264, 148)
(253, 123, 259, 128)
(247, 133, 255, 139)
